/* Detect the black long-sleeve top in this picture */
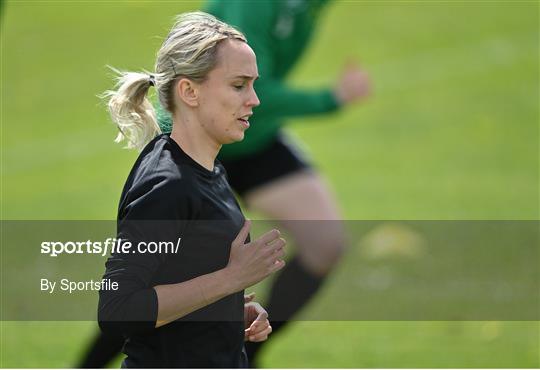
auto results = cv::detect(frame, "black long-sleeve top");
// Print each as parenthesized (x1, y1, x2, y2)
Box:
(98, 134, 247, 368)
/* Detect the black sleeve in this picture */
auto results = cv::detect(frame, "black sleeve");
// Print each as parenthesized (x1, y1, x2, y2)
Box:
(98, 177, 193, 336)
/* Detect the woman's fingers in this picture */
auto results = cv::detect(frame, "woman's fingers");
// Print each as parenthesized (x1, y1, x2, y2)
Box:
(232, 220, 251, 246)
(264, 238, 286, 265)
(247, 317, 269, 333)
(247, 324, 272, 342)
(246, 302, 267, 321)
(244, 301, 272, 342)
(228, 225, 286, 288)
(255, 309, 268, 322)
(254, 233, 286, 275)
(244, 292, 256, 303)
(256, 229, 281, 245)
(266, 237, 286, 250)
(270, 259, 286, 273)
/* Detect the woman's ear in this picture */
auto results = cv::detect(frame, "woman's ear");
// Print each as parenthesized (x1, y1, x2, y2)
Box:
(175, 78, 199, 107)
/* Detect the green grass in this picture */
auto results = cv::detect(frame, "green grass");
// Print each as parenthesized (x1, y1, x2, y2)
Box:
(1, 321, 538, 368)
(1, 0, 538, 368)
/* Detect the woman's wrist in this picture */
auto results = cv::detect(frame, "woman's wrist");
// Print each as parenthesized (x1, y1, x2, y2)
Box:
(219, 266, 243, 295)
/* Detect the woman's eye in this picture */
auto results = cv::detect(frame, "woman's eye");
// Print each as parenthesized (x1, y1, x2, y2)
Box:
(233, 84, 245, 90)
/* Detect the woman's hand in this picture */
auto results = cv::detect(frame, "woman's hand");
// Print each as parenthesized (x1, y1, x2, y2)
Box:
(226, 220, 286, 291)
(244, 294, 272, 342)
(334, 63, 371, 106)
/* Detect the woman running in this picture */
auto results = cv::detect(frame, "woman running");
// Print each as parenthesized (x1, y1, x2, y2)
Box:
(98, 12, 286, 368)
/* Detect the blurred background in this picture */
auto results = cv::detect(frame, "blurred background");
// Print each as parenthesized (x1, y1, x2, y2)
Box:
(1, 0, 538, 368)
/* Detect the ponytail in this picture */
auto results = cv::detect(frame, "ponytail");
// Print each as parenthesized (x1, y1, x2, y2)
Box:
(102, 68, 161, 150)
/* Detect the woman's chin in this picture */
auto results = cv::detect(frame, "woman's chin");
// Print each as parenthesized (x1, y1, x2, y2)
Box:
(224, 131, 245, 144)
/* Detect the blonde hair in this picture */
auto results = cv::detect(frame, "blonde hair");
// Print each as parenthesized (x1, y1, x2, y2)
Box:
(102, 11, 247, 150)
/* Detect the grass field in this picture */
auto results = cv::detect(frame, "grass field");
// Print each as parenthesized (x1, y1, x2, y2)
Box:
(1, 0, 538, 368)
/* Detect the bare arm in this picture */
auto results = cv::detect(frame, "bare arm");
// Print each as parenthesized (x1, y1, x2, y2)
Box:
(154, 220, 286, 328)
(154, 268, 234, 327)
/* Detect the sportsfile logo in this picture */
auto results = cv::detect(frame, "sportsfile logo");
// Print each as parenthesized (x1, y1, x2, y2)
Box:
(40, 237, 182, 257)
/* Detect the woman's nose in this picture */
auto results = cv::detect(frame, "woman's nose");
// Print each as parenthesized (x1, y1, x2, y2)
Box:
(247, 88, 260, 108)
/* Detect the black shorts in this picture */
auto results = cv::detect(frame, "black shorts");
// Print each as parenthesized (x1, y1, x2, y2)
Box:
(220, 134, 312, 197)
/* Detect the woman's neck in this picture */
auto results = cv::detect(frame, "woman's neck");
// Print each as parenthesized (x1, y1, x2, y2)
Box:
(170, 117, 221, 171)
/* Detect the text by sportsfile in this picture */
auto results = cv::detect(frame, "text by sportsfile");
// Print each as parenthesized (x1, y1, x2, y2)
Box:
(40, 237, 182, 257)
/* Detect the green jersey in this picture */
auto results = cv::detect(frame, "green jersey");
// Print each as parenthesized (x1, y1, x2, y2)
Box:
(157, 0, 339, 159)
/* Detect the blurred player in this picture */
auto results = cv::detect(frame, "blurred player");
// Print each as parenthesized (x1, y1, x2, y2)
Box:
(183, 1, 371, 364)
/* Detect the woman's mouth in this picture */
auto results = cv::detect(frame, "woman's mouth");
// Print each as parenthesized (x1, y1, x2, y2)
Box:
(238, 118, 250, 129)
